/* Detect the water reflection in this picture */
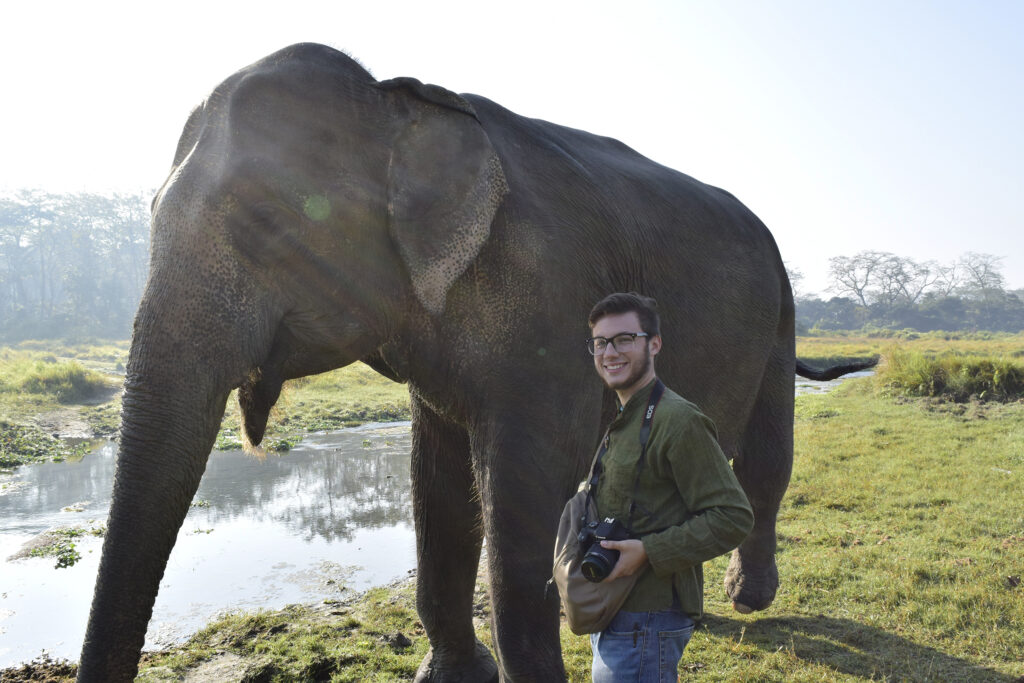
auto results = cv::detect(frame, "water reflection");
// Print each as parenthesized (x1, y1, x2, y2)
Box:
(794, 369, 874, 396)
(190, 429, 412, 542)
(0, 423, 416, 667)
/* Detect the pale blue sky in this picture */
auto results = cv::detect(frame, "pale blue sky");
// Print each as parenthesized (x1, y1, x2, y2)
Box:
(2, 0, 1021, 294)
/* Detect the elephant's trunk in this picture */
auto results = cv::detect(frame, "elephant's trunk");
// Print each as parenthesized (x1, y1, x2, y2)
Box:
(78, 382, 228, 681)
(77, 269, 271, 681)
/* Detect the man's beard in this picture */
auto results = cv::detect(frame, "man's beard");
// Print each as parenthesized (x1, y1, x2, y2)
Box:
(603, 343, 652, 395)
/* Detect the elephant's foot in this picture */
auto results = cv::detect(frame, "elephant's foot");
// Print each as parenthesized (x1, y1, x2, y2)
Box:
(723, 550, 778, 613)
(414, 640, 498, 683)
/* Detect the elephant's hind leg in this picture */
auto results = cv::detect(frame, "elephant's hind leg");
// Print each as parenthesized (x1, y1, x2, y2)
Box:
(724, 345, 794, 613)
(410, 398, 497, 683)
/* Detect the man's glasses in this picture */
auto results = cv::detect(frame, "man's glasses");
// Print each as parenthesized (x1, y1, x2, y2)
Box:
(586, 332, 649, 356)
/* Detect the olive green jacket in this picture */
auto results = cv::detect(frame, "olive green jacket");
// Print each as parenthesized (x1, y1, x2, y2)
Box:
(592, 378, 753, 617)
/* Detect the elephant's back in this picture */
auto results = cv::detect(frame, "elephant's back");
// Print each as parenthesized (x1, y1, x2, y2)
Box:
(463, 93, 786, 302)
(463, 93, 779, 261)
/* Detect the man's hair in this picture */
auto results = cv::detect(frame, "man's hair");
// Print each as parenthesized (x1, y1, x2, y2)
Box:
(588, 292, 661, 337)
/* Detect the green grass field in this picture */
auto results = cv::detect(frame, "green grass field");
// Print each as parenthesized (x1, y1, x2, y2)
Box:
(797, 331, 1024, 368)
(0, 341, 125, 409)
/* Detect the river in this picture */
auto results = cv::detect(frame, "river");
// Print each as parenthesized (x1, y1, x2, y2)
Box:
(0, 423, 415, 667)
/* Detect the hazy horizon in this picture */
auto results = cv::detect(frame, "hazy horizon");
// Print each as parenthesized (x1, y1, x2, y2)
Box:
(3, 1, 1021, 294)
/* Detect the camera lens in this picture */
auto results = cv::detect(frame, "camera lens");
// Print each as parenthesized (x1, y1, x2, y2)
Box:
(580, 546, 618, 582)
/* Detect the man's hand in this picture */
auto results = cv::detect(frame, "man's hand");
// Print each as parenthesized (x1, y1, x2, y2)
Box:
(600, 539, 648, 582)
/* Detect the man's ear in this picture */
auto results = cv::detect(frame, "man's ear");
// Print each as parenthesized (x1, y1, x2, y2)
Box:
(649, 335, 663, 357)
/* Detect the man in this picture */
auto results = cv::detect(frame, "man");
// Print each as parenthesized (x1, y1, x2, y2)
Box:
(585, 292, 753, 682)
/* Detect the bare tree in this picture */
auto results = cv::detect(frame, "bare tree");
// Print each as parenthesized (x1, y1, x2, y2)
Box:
(932, 261, 962, 297)
(784, 261, 805, 299)
(895, 259, 940, 305)
(958, 252, 1005, 298)
(828, 250, 893, 307)
(872, 253, 912, 307)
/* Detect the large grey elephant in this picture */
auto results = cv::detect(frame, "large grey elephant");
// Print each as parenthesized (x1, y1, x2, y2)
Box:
(77, 43, 867, 681)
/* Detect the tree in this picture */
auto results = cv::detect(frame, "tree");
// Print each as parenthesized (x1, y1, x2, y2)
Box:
(800, 249, 1017, 332)
(784, 261, 805, 300)
(957, 252, 1005, 299)
(0, 190, 152, 341)
(828, 251, 886, 307)
(891, 259, 940, 305)
(932, 262, 962, 297)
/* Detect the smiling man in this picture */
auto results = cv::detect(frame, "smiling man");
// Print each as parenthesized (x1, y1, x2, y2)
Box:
(584, 292, 753, 682)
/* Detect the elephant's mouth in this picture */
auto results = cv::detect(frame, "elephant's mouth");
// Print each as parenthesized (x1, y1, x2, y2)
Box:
(235, 317, 371, 452)
(238, 365, 283, 451)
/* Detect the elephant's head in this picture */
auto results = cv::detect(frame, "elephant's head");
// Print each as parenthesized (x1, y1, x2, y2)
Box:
(78, 43, 507, 681)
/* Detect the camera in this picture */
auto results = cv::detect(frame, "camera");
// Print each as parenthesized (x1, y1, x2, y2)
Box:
(577, 517, 632, 582)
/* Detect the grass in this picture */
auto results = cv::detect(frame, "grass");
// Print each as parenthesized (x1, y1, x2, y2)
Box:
(797, 331, 1024, 368)
(273, 363, 411, 429)
(876, 347, 1024, 402)
(24, 525, 106, 569)
(0, 339, 409, 463)
(216, 362, 411, 449)
(0, 351, 115, 403)
(138, 584, 432, 682)
(0, 343, 124, 465)
(0, 421, 92, 467)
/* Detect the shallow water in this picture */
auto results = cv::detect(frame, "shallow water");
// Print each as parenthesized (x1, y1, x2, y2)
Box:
(794, 369, 874, 395)
(0, 423, 415, 667)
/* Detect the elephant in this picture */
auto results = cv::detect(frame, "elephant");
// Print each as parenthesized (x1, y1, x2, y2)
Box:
(77, 43, 871, 682)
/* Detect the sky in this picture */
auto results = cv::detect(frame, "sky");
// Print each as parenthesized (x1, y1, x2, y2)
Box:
(2, 0, 1022, 295)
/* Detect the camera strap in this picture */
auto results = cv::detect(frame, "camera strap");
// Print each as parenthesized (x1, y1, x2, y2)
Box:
(583, 379, 666, 529)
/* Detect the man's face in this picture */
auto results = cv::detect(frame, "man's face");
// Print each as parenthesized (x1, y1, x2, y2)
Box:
(590, 311, 661, 401)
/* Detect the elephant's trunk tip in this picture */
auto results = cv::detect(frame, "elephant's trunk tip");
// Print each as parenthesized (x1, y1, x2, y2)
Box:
(241, 428, 269, 461)
(237, 365, 284, 459)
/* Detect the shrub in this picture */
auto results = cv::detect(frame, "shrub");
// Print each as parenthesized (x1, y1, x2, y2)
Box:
(877, 346, 1024, 401)
(17, 360, 110, 402)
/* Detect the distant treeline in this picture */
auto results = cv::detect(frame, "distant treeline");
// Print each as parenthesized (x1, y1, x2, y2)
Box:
(0, 190, 149, 341)
(790, 251, 1024, 333)
(1, 192, 1021, 341)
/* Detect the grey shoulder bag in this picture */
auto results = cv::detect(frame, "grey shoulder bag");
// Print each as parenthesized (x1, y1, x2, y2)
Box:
(551, 380, 665, 635)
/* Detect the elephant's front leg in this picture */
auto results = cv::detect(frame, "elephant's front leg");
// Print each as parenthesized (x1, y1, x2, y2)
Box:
(411, 399, 497, 683)
(476, 450, 568, 681)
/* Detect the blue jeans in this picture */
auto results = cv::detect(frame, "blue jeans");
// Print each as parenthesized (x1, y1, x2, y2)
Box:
(590, 607, 696, 682)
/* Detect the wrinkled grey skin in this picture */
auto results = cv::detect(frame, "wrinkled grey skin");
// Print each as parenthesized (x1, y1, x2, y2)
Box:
(79, 43, 818, 682)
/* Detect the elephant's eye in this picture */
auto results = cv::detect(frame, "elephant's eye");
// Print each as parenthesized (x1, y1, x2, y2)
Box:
(230, 203, 295, 263)
(249, 204, 283, 231)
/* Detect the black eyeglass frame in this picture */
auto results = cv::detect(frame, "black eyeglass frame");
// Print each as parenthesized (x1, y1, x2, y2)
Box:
(585, 332, 650, 355)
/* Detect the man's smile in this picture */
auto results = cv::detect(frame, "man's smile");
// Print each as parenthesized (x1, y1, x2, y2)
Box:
(590, 310, 660, 404)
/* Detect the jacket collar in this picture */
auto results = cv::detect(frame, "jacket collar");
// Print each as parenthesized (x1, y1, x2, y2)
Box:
(612, 376, 660, 427)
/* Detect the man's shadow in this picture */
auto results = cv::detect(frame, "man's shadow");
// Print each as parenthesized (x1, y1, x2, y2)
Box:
(697, 613, 1020, 681)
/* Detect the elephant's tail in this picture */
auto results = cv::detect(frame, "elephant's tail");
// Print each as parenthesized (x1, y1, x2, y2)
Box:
(795, 357, 879, 381)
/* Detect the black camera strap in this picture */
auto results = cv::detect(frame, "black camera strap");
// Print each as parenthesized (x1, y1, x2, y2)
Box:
(583, 379, 666, 528)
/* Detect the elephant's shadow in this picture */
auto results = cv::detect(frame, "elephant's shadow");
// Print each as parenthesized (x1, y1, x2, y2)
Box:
(696, 613, 1019, 682)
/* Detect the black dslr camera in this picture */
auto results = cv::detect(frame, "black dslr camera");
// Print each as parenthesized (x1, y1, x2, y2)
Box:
(577, 517, 632, 582)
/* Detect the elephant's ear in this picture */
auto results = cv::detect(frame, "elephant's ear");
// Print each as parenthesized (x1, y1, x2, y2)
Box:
(379, 77, 509, 315)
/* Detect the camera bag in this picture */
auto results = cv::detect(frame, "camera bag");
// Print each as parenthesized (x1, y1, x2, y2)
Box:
(551, 380, 665, 635)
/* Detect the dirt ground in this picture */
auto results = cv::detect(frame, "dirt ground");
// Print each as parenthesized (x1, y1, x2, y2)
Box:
(30, 383, 122, 440)
(0, 653, 78, 682)
(31, 407, 96, 440)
